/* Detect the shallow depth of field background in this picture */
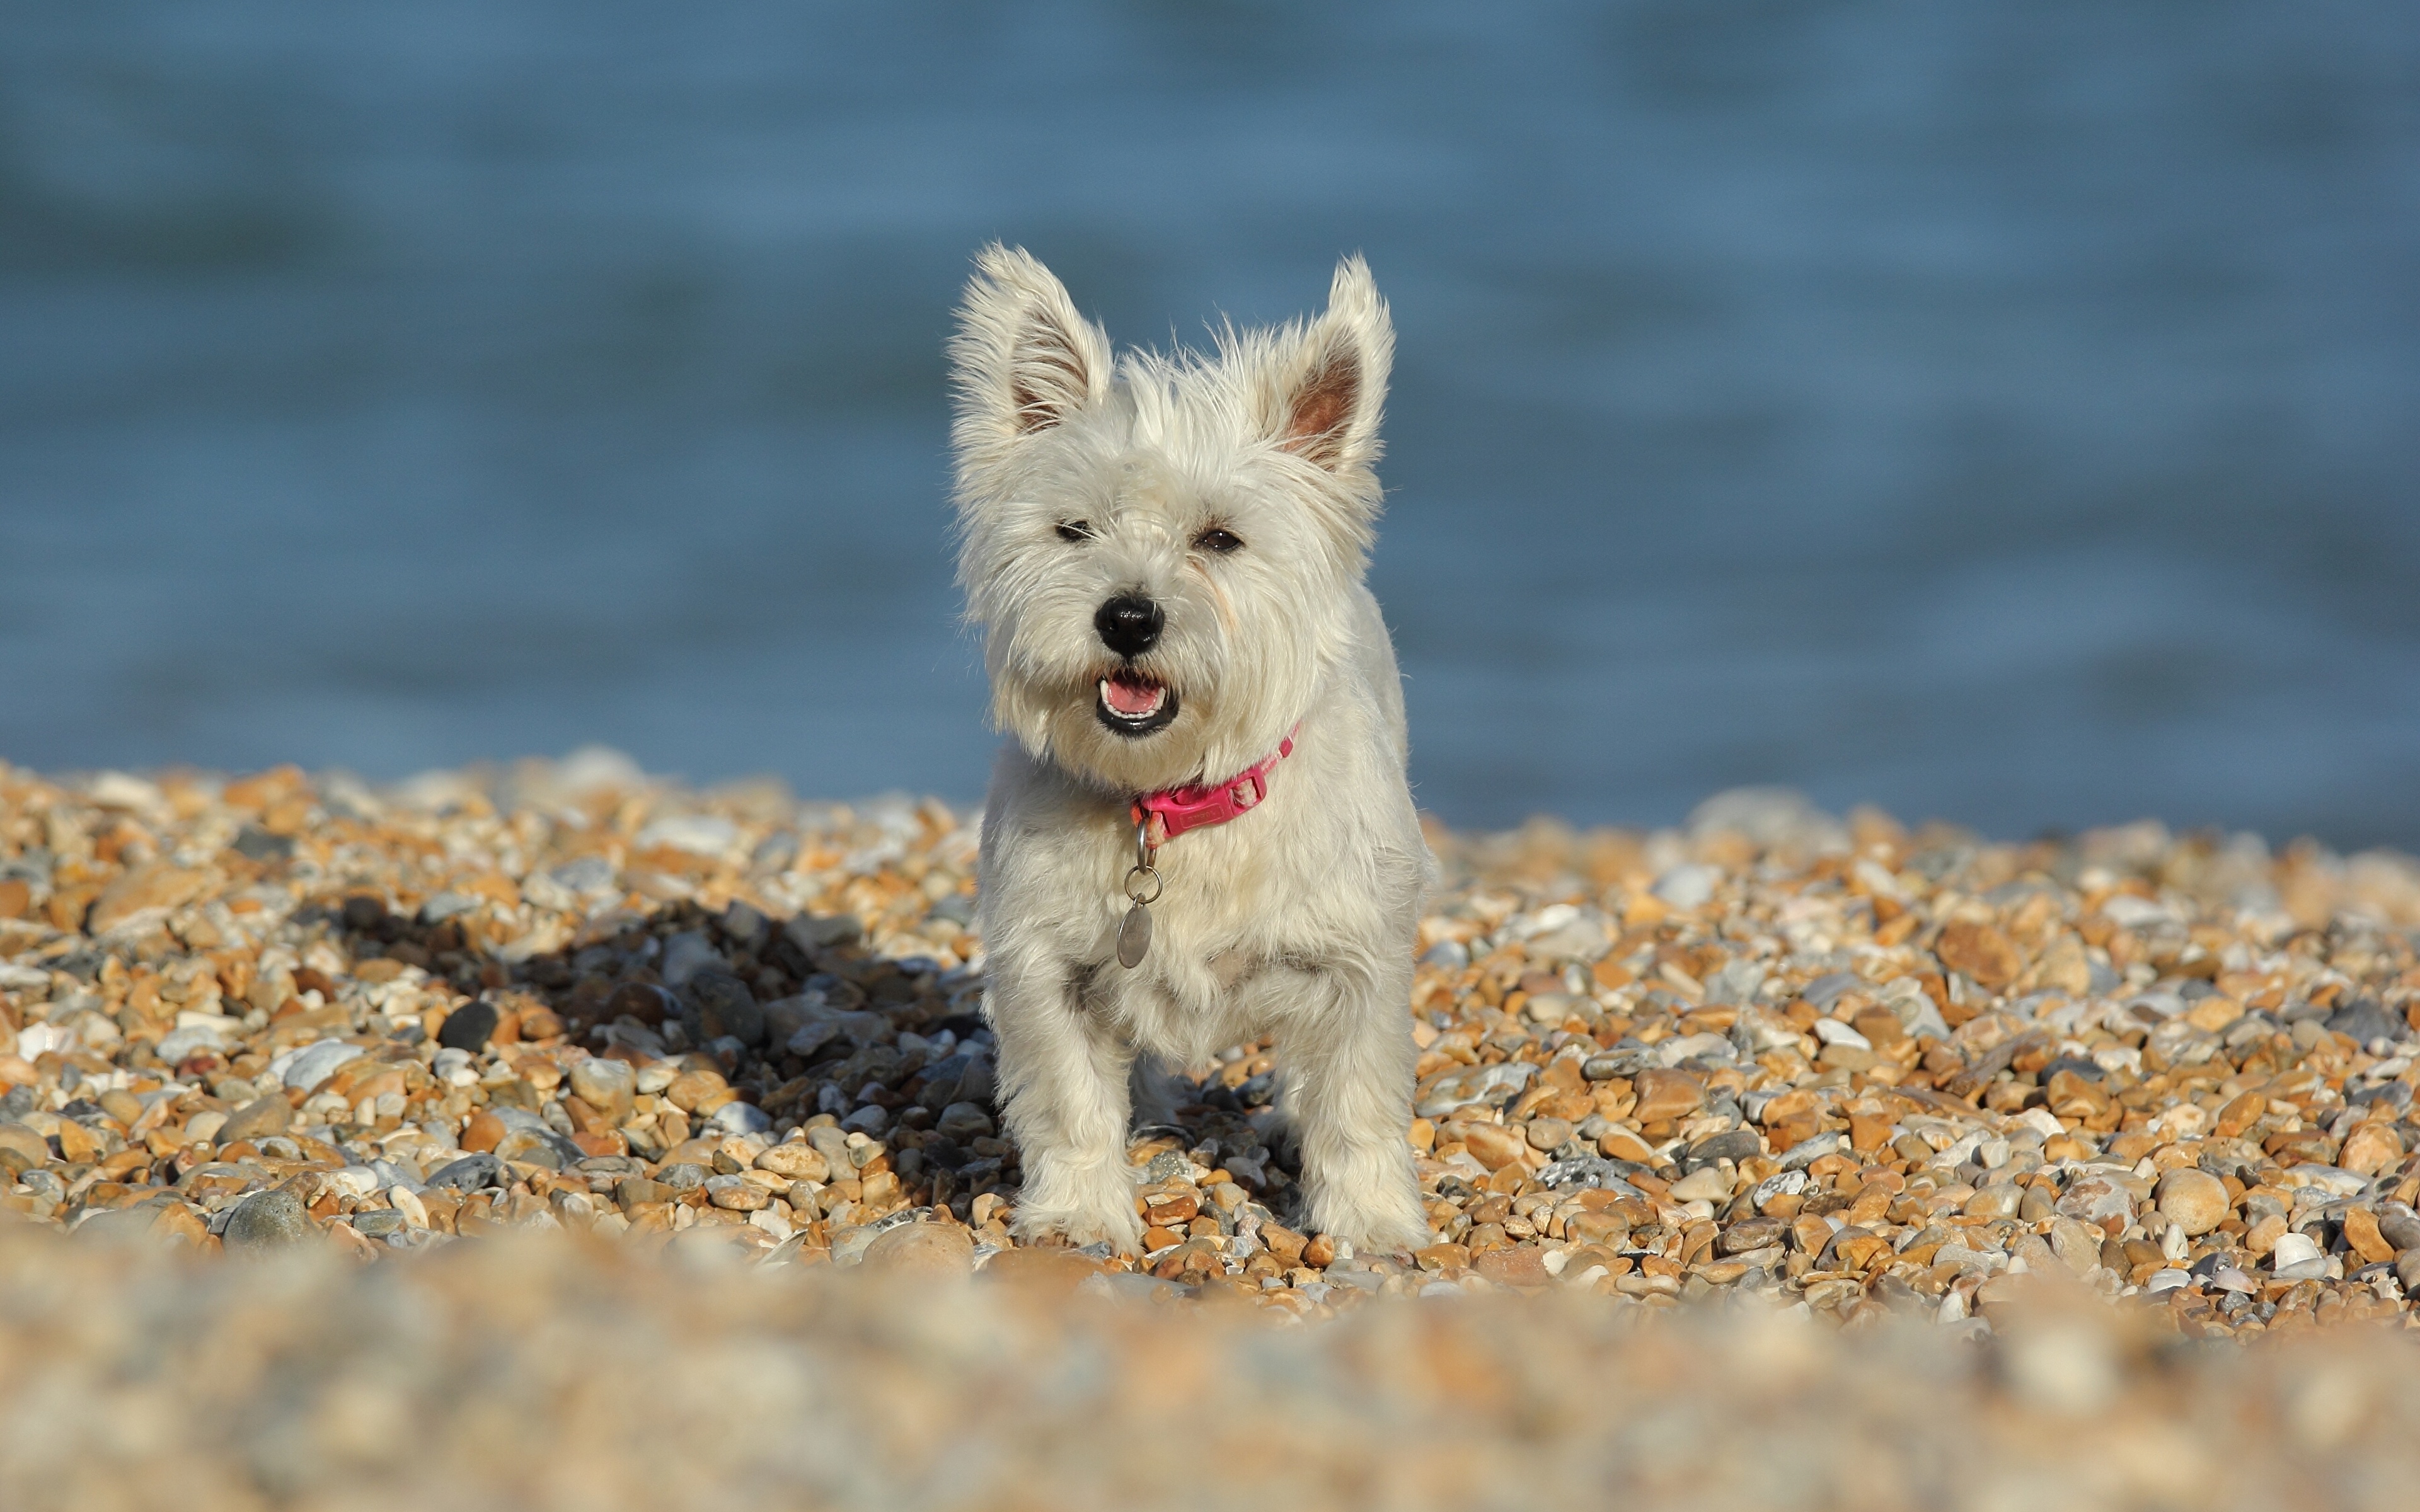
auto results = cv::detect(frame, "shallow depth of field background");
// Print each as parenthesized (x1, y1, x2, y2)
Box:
(2, 1, 2414, 846)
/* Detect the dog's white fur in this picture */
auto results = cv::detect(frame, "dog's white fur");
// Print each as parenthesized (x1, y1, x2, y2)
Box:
(950, 246, 1432, 1256)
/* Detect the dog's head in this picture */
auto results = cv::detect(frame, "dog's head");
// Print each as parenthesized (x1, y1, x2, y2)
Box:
(949, 246, 1393, 794)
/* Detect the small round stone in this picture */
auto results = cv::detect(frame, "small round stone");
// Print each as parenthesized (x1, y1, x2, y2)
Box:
(2155, 1168, 2229, 1237)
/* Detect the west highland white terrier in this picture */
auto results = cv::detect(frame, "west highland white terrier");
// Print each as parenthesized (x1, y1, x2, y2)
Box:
(950, 246, 1432, 1256)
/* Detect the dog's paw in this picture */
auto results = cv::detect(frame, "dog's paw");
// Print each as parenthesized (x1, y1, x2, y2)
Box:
(1302, 1189, 1433, 1259)
(1009, 1201, 1144, 1257)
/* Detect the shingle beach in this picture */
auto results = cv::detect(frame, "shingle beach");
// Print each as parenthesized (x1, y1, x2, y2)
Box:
(5, 752, 2420, 1508)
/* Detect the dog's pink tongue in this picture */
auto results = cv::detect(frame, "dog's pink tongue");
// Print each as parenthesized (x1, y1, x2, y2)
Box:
(1104, 675, 1162, 716)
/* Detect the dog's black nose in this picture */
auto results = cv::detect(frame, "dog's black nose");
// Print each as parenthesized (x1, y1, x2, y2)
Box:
(1094, 595, 1163, 658)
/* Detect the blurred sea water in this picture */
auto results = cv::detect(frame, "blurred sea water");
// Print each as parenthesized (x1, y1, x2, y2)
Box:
(1, 1, 2414, 845)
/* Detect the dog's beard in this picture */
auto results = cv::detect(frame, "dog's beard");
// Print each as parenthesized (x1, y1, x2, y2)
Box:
(1002, 662, 1232, 794)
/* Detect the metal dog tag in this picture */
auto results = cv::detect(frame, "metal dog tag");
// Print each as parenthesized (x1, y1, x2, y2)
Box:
(1116, 901, 1153, 969)
(1119, 820, 1164, 970)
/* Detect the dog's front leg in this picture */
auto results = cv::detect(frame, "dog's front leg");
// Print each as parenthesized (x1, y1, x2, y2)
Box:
(988, 957, 1144, 1254)
(1279, 968, 1432, 1256)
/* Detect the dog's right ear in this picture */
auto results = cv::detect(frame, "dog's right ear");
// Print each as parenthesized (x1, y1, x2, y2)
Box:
(950, 246, 1112, 495)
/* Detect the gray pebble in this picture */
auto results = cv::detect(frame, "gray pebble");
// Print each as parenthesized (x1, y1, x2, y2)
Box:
(222, 1188, 311, 1251)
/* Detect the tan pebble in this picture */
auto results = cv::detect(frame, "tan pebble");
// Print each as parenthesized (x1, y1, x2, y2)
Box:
(1847, 1114, 1894, 1153)
(2155, 1168, 2228, 1237)
(0, 1123, 47, 1167)
(1474, 1244, 1552, 1287)
(1259, 1222, 1308, 1266)
(1460, 1123, 1528, 1171)
(755, 1142, 830, 1182)
(1143, 1186, 1201, 1226)
(980, 1246, 1098, 1292)
(2244, 1213, 2286, 1256)
(86, 862, 213, 936)
(1934, 919, 2019, 989)
(1414, 1242, 1472, 1273)
(2048, 1217, 2103, 1276)
(2340, 1123, 2402, 1177)
(1849, 1009, 1908, 1050)
(863, 1222, 973, 1278)
(567, 1057, 636, 1122)
(664, 1070, 728, 1113)
(1303, 1233, 1336, 1268)
(1630, 1069, 1705, 1123)
(2342, 1206, 2396, 1266)
(1667, 1167, 1732, 1204)
(459, 1111, 505, 1154)
(2032, 932, 2094, 995)
(1964, 1183, 2024, 1220)
(217, 1089, 290, 1137)
(2213, 1092, 2266, 1140)
(1598, 1128, 1657, 1164)
(704, 1176, 769, 1211)
(2056, 1175, 2135, 1229)
(1524, 1116, 1572, 1150)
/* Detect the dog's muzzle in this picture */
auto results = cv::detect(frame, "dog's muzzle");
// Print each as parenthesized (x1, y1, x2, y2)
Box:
(1097, 672, 1178, 736)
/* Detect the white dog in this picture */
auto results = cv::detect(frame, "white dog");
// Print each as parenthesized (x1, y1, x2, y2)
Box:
(950, 246, 1433, 1256)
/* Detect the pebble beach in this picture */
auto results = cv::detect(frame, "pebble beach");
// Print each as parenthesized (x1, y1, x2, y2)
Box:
(7, 750, 2420, 1508)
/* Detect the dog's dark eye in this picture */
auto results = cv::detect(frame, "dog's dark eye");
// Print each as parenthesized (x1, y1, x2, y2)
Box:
(1194, 527, 1243, 554)
(1056, 520, 1093, 542)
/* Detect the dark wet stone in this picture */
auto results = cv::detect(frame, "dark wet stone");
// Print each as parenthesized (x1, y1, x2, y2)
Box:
(680, 969, 764, 1048)
(438, 1001, 500, 1051)
(340, 895, 388, 933)
(425, 1152, 507, 1191)
(915, 1053, 971, 1107)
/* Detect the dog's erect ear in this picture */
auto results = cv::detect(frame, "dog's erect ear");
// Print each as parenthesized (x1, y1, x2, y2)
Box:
(1271, 255, 1393, 476)
(950, 246, 1112, 480)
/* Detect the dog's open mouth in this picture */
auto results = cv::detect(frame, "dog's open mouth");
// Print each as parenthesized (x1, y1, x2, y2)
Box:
(1096, 671, 1178, 736)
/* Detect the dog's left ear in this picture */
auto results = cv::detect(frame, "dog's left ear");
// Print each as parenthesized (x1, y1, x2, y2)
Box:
(950, 246, 1113, 507)
(1270, 255, 1393, 478)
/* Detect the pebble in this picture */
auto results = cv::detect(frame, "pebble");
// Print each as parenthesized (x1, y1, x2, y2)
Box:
(437, 1002, 500, 1051)
(218, 1095, 293, 1144)
(1964, 1184, 2024, 1220)
(1413, 1062, 1535, 1119)
(3, 757, 2420, 1350)
(568, 1057, 636, 1122)
(2155, 1169, 2228, 1237)
(221, 1188, 311, 1251)
(2269, 1232, 2324, 1273)
(861, 1221, 974, 1278)
(681, 969, 765, 1048)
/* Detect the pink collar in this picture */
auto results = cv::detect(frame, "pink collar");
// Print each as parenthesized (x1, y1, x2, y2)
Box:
(1130, 725, 1299, 848)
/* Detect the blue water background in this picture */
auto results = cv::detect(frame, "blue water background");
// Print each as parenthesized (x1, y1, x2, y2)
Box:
(3, 3, 2416, 845)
